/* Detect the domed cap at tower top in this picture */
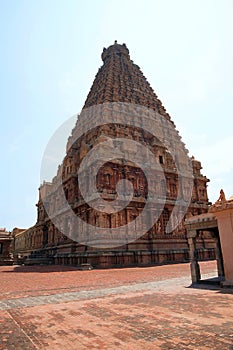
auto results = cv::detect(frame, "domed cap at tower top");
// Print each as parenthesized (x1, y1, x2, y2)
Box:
(101, 40, 130, 62)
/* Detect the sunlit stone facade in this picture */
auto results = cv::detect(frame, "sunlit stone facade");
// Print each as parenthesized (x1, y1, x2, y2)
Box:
(14, 42, 215, 267)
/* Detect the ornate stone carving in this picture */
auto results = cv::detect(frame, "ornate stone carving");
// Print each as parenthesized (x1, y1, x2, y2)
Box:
(13, 42, 213, 267)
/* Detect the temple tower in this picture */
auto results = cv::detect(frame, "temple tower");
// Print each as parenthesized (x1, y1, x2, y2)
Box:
(14, 42, 215, 267)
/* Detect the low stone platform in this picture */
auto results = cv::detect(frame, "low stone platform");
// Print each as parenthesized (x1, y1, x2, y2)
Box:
(1, 261, 233, 349)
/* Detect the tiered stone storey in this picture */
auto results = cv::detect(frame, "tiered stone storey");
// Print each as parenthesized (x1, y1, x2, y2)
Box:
(14, 42, 215, 267)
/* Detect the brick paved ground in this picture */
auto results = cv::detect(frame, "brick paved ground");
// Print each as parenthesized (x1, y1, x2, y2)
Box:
(0, 261, 233, 350)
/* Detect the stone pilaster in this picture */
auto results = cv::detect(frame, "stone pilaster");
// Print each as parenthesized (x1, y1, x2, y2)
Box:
(187, 230, 200, 283)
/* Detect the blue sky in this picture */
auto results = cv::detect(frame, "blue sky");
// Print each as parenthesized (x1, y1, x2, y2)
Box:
(0, 0, 233, 230)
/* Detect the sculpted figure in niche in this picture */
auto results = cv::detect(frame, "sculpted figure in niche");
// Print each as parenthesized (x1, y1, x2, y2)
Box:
(216, 189, 226, 203)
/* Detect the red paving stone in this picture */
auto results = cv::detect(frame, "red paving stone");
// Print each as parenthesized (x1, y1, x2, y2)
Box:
(0, 261, 216, 300)
(1, 261, 233, 349)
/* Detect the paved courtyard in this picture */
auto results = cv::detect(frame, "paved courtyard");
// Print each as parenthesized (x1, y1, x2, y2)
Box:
(0, 261, 233, 349)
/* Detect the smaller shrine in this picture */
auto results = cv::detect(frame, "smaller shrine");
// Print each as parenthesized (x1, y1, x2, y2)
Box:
(0, 228, 13, 265)
(185, 190, 233, 287)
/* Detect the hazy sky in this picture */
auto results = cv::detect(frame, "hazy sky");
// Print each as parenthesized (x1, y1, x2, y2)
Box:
(1, 0, 233, 230)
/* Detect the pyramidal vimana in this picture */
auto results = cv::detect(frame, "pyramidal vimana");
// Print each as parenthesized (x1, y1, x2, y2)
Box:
(14, 41, 215, 267)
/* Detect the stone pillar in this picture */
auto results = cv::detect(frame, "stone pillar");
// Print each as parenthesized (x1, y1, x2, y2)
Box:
(215, 236, 224, 277)
(187, 230, 200, 283)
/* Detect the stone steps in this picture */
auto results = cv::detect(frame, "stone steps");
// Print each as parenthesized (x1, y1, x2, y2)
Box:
(24, 250, 53, 265)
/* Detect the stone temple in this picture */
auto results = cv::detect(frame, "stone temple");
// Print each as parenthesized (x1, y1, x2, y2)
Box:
(14, 41, 216, 267)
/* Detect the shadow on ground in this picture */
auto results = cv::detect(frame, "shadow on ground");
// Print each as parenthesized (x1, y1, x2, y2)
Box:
(187, 277, 233, 295)
(1, 265, 83, 273)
